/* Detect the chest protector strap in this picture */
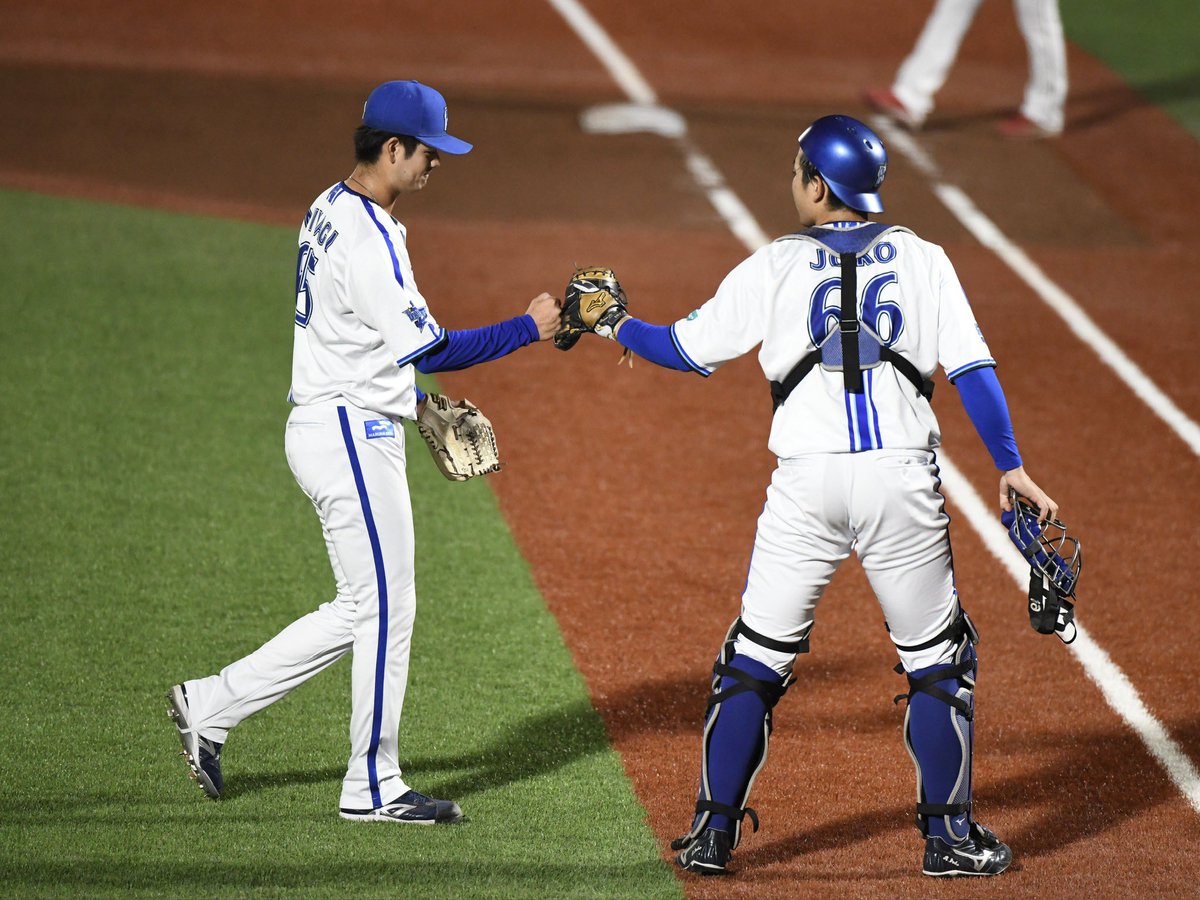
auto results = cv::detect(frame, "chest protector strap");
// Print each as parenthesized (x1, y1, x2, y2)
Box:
(769, 224, 935, 412)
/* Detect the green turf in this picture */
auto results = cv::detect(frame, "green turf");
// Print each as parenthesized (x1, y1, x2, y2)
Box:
(1061, 0, 1200, 138)
(0, 189, 681, 898)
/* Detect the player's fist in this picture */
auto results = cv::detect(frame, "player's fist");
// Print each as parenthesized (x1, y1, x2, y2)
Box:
(525, 292, 563, 341)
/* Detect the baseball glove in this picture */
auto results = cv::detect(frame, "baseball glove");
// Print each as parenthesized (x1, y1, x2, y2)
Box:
(416, 393, 501, 481)
(554, 266, 630, 351)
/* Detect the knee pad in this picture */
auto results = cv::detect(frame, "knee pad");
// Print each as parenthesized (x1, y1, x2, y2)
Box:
(675, 618, 798, 851)
(894, 609, 979, 843)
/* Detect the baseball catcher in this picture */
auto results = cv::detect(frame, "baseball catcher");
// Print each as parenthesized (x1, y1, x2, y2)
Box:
(566, 115, 1071, 880)
(1002, 491, 1081, 643)
(416, 393, 501, 481)
(554, 266, 630, 351)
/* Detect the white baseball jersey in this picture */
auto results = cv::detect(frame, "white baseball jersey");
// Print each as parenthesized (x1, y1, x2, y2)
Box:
(290, 182, 444, 420)
(671, 222, 994, 459)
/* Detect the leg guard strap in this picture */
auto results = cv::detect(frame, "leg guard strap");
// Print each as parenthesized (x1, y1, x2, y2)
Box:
(917, 801, 970, 819)
(731, 617, 810, 656)
(893, 658, 976, 719)
(892, 607, 978, 654)
(709, 661, 789, 714)
(695, 800, 760, 833)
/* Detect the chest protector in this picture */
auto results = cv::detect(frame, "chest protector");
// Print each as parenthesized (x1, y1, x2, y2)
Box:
(769, 224, 934, 412)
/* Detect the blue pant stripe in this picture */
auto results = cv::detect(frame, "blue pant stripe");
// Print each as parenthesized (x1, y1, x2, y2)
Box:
(337, 406, 389, 810)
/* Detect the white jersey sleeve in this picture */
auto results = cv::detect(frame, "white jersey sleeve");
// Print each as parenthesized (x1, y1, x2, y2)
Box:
(669, 252, 770, 375)
(930, 245, 995, 381)
(345, 212, 444, 367)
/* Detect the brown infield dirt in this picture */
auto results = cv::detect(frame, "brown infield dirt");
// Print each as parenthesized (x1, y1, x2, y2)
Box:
(5, 0, 1199, 895)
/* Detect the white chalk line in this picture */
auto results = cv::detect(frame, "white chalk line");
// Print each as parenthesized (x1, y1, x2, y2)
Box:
(874, 116, 1200, 459)
(936, 456, 1200, 815)
(545, 0, 770, 252)
(545, 0, 1200, 817)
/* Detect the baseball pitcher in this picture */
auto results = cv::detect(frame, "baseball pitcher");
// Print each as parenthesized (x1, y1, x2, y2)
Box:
(166, 80, 560, 823)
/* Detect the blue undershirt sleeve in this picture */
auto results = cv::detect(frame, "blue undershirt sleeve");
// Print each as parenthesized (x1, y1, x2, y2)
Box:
(413, 315, 539, 373)
(954, 366, 1022, 471)
(615, 318, 694, 372)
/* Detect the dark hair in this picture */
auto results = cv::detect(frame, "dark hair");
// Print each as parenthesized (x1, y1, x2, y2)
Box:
(799, 154, 858, 214)
(353, 126, 419, 163)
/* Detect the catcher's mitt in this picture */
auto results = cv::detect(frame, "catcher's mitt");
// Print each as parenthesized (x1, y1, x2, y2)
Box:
(416, 394, 501, 481)
(554, 266, 629, 351)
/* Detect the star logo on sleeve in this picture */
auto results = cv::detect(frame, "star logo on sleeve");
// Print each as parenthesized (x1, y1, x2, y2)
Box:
(404, 303, 430, 331)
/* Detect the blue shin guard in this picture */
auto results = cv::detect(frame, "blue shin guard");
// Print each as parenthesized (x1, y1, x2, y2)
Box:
(674, 649, 788, 852)
(899, 631, 978, 843)
(704, 654, 783, 832)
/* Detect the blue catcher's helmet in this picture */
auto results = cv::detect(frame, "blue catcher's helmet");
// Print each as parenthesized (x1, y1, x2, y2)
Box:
(798, 115, 888, 213)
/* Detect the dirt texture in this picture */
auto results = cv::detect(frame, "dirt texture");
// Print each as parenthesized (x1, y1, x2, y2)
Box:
(4, 0, 1198, 895)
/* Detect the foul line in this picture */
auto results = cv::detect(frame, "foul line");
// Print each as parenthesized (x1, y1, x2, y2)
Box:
(545, 0, 1200, 817)
(936, 456, 1200, 815)
(873, 118, 1200, 459)
(544, 0, 770, 251)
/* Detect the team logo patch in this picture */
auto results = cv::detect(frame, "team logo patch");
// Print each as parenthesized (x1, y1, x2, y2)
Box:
(364, 419, 396, 440)
(404, 303, 430, 331)
(687, 309, 700, 321)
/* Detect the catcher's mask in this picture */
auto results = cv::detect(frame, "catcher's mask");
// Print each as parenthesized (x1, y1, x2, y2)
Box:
(798, 115, 888, 213)
(1001, 493, 1082, 598)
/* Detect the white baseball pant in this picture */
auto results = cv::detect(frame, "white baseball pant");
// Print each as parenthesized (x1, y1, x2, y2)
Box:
(734, 449, 961, 675)
(181, 402, 416, 810)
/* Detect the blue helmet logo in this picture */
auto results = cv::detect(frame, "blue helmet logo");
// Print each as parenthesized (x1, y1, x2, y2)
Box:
(798, 115, 889, 213)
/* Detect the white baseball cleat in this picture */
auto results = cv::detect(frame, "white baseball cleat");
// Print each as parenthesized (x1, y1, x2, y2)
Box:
(340, 789, 464, 824)
(166, 684, 224, 800)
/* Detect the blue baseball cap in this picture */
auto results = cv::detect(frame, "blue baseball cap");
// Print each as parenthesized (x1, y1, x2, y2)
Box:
(362, 80, 473, 155)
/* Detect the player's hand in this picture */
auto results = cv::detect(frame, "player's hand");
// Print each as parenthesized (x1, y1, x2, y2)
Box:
(525, 292, 563, 341)
(1000, 466, 1058, 523)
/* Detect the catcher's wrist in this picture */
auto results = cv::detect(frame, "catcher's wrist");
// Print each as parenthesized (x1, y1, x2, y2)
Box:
(595, 308, 629, 341)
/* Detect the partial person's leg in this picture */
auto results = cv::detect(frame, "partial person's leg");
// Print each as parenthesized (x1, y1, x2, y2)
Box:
(892, 0, 986, 123)
(312, 405, 419, 813)
(676, 456, 852, 874)
(854, 450, 1010, 876)
(180, 408, 362, 743)
(1014, 0, 1068, 132)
